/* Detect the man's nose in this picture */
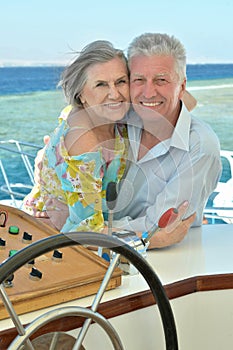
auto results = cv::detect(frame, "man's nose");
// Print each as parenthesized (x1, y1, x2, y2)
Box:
(143, 81, 157, 99)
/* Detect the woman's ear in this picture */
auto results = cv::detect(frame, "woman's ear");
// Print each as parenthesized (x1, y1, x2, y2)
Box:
(79, 94, 85, 104)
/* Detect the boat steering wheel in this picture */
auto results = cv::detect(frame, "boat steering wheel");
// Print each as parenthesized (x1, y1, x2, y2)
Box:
(0, 232, 178, 350)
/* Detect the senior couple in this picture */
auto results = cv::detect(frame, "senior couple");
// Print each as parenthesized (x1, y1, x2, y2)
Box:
(23, 33, 222, 249)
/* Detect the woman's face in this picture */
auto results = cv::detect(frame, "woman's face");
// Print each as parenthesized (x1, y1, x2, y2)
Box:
(80, 57, 130, 122)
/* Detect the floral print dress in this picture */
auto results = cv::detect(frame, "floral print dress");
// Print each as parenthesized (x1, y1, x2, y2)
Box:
(23, 106, 128, 233)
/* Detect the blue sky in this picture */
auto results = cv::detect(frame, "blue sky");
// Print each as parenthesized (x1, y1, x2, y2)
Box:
(1, 0, 232, 66)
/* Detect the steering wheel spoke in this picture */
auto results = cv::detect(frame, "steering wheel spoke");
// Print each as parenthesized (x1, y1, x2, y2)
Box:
(0, 232, 178, 349)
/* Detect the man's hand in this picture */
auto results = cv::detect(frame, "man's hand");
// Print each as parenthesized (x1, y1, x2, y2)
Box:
(148, 202, 196, 249)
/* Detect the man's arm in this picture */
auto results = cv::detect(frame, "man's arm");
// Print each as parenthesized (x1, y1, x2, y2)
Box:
(112, 147, 221, 246)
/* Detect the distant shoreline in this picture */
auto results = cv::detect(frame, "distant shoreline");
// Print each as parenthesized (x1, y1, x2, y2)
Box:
(1, 62, 233, 68)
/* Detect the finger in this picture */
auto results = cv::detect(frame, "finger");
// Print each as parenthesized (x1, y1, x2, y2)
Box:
(35, 211, 49, 218)
(164, 216, 180, 233)
(43, 135, 50, 145)
(183, 212, 196, 226)
(164, 203, 188, 233)
(165, 202, 194, 234)
(177, 200, 189, 219)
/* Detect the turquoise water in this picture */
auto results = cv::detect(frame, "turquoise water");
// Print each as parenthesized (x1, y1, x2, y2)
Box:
(187, 78, 233, 151)
(0, 78, 232, 151)
(0, 75, 232, 217)
(0, 90, 66, 145)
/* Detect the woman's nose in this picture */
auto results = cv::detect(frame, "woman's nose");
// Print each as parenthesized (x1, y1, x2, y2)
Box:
(108, 85, 120, 99)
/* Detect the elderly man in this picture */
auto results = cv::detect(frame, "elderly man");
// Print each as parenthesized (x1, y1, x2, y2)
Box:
(113, 33, 221, 248)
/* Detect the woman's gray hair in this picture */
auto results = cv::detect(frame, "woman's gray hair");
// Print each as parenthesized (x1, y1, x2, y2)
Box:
(127, 33, 186, 81)
(58, 40, 128, 107)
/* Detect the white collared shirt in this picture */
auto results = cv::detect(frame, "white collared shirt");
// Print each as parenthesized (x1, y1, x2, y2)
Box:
(112, 104, 222, 232)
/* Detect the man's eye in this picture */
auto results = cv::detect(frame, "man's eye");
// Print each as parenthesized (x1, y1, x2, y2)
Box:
(132, 78, 143, 84)
(156, 78, 168, 85)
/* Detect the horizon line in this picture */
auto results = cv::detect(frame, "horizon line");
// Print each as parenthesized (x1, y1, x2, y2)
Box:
(1, 60, 233, 68)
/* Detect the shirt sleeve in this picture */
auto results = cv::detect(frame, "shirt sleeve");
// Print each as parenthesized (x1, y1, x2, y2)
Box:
(112, 132, 222, 232)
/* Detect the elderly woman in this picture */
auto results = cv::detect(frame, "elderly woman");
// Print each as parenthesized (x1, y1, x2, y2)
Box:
(23, 40, 130, 232)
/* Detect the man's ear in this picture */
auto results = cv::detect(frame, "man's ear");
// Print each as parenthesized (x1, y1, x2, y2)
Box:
(182, 90, 197, 112)
(179, 78, 186, 96)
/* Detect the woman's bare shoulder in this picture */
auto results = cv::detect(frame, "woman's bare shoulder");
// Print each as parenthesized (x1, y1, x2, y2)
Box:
(67, 107, 91, 129)
(65, 108, 97, 156)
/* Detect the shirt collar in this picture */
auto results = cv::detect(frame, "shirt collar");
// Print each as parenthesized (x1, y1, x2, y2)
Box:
(169, 103, 191, 151)
(127, 103, 191, 161)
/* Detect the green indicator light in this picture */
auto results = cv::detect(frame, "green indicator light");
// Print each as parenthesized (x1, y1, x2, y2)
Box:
(9, 226, 19, 235)
(9, 249, 18, 257)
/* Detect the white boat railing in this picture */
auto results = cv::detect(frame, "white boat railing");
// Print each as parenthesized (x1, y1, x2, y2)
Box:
(1, 140, 232, 224)
(0, 140, 41, 208)
(204, 207, 233, 224)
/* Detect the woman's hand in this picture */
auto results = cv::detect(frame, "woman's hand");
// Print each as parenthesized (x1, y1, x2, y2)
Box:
(35, 198, 69, 231)
(34, 135, 50, 184)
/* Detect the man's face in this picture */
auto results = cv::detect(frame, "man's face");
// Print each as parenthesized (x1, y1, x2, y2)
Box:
(129, 55, 186, 124)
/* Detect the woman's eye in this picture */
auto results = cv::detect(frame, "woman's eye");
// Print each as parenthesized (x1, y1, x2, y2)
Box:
(96, 82, 107, 87)
(117, 79, 128, 85)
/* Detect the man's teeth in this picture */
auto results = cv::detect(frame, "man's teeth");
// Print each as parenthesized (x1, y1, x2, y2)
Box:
(142, 102, 161, 107)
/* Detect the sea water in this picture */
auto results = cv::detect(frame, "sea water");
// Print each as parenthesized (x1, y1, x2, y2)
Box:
(0, 64, 233, 202)
(0, 64, 233, 149)
(187, 78, 233, 151)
